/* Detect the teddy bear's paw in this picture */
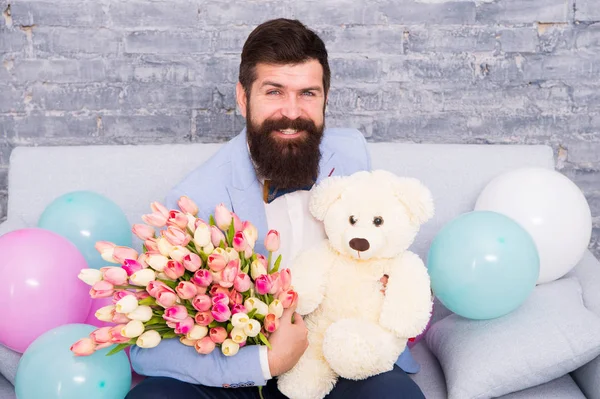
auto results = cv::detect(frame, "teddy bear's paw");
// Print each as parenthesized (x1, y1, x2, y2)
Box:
(277, 358, 337, 399)
(323, 319, 404, 380)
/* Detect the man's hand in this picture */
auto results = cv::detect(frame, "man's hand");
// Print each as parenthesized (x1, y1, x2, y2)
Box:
(380, 274, 389, 295)
(267, 302, 309, 377)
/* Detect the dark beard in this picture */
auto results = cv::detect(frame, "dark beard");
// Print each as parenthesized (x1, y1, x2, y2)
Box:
(246, 112, 324, 190)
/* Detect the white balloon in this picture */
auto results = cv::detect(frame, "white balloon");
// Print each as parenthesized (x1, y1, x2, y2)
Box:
(475, 167, 592, 284)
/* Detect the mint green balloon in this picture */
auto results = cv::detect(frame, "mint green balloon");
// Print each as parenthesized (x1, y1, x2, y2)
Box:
(15, 324, 132, 399)
(38, 191, 132, 269)
(427, 211, 540, 320)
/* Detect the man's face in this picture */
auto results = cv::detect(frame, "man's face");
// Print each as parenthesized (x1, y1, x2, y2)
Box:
(236, 60, 327, 189)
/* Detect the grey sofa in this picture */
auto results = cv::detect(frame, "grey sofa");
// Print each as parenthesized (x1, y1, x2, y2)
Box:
(0, 139, 598, 398)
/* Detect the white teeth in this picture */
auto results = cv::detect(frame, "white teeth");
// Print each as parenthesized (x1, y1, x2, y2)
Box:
(280, 129, 297, 135)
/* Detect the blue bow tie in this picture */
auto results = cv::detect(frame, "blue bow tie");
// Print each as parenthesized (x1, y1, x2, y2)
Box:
(263, 180, 314, 203)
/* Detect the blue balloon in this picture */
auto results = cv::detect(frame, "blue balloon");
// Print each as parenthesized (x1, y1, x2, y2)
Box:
(38, 191, 132, 269)
(15, 324, 132, 399)
(427, 211, 540, 320)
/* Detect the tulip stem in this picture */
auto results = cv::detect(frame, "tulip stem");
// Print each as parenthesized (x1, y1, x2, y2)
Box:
(115, 285, 142, 290)
(267, 252, 272, 272)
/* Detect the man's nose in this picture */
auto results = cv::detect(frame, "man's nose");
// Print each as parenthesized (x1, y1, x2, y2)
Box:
(280, 96, 301, 120)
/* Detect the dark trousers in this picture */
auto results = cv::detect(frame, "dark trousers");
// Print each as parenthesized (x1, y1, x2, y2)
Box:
(125, 365, 425, 399)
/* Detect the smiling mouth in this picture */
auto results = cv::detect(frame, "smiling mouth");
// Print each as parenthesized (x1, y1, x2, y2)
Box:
(274, 129, 305, 138)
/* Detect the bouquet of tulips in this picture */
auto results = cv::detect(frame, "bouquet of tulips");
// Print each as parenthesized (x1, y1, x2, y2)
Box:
(71, 196, 297, 357)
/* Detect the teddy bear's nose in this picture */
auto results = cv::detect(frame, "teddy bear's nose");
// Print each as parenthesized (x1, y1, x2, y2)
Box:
(349, 238, 370, 252)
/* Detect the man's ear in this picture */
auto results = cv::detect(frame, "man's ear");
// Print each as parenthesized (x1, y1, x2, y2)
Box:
(236, 82, 248, 118)
(309, 175, 351, 221)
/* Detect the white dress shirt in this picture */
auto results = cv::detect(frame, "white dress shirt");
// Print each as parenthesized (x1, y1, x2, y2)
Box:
(257, 185, 328, 380)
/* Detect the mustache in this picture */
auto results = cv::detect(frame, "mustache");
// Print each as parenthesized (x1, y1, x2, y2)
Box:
(259, 117, 318, 134)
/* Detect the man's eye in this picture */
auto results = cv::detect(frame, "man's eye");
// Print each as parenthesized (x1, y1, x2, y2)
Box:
(267, 90, 281, 95)
(302, 91, 315, 96)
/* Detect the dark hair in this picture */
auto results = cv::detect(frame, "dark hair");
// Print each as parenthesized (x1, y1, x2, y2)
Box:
(239, 18, 331, 97)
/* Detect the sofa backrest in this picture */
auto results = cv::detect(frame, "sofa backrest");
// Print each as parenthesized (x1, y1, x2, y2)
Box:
(6, 141, 554, 260)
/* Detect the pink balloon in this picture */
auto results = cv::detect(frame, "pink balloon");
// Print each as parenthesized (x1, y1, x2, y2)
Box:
(407, 301, 435, 349)
(84, 296, 115, 328)
(0, 228, 92, 353)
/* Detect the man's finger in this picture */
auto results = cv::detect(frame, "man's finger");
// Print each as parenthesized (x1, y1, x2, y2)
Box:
(291, 312, 305, 327)
(281, 302, 298, 323)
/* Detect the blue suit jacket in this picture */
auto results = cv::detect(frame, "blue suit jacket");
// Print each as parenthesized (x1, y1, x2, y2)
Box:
(129, 128, 420, 388)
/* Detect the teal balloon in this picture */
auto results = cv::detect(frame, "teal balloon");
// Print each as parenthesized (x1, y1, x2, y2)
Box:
(427, 211, 540, 320)
(15, 324, 132, 399)
(38, 191, 132, 269)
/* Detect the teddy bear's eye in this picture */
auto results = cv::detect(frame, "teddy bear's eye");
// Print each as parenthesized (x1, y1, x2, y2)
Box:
(373, 217, 384, 227)
(349, 215, 357, 225)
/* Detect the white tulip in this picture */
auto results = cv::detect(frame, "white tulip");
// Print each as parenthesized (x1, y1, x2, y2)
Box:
(136, 330, 161, 348)
(95, 305, 115, 322)
(250, 260, 267, 279)
(127, 305, 153, 322)
(243, 319, 261, 338)
(193, 224, 211, 247)
(187, 325, 209, 340)
(231, 312, 250, 328)
(230, 327, 247, 344)
(121, 320, 145, 338)
(77, 269, 103, 286)
(221, 339, 240, 356)
(268, 300, 284, 319)
(130, 269, 156, 287)
(147, 254, 169, 272)
(115, 295, 139, 314)
(244, 297, 268, 316)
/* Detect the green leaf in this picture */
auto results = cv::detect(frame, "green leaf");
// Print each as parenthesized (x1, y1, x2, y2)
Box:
(219, 240, 226, 249)
(138, 297, 157, 306)
(158, 279, 178, 290)
(106, 343, 132, 356)
(142, 243, 148, 253)
(271, 255, 282, 273)
(258, 333, 272, 350)
(208, 321, 219, 328)
(246, 308, 257, 319)
(145, 316, 165, 325)
(163, 332, 178, 339)
(227, 217, 235, 246)
(226, 323, 234, 334)
(209, 215, 216, 226)
(254, 314, 265, 322)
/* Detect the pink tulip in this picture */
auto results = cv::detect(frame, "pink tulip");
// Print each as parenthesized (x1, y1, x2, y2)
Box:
(278, 289, 298, 309)
(256, 254, 268, 269)
(210, 270, 222, 285)
(95, 240, 116, 255)
(192, 294, 212, 312)
(90, 327, 112, 344)
(163, 305, 188, 322)
(264, 230, 280, 253)
(244, 246, 252, 259)
(144, 239, 160, 253)
(142, 212, 168, 227)
(136, 291, 150, 300)
(211, 303, 231, 322)
(210, 285, 230, 297)
(170, 246, 191, 263)
(269, 272, 282, 295)
(233, 273, 251, 292)
(70, 338, 95, 356)
(176, 281, 198, 300)
(183, 253, 202, 272)
(167, 210, 189, 230)
(101, 267, 128, 286)
(219, 260, 239, 288)
(232, 231, 246, 252)
(156, 290, 179, 308)
(229, 290, 243, 306)
(111, 310, 130, 324)
(210, 225, 226, 247)
(163, 260, 185, 280)
(122, 259, 143, 276)
(146, 280, 174, 297)
(195, 284, 208, 295)
(231, 304, 247, 315)
(163, 226, 191, 247)
(191, 269, 213, 287)
(132, 224, 155, 241)
(90, 280, 114, 298)
(151, 202, 170, 218)
(215, 203, 232, 231)
(242, 221, 258, 243)
(255, 274, 272, 295)
(175, 316, 195, 335)
(113, 246, 139, 264)
(177, 196, 199, 216)
(109, 325, 131, 343)
(232, 213, 243, 233)
(211, 292, 230, 306)
(194, 311, 214, 326)
(264, 313, 280, 333)
(279, 269, 292, 291)
(112, 290, 135, 304)
(207, 253, 227, 272)
(209, 326, 228, 344)
(195, 336, 216, 354)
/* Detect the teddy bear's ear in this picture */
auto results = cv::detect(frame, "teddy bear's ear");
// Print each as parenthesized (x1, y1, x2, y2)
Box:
(374, 170, 435, 225)
(309, 175, 352, 221)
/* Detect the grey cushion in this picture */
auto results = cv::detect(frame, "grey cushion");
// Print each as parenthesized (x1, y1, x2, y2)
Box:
(0, 345, 20, 385)
(501, 374, 586, 399)
(409, 341, 448, 399)
(426, 277, 600, 399)
(0, 373, 15, 399)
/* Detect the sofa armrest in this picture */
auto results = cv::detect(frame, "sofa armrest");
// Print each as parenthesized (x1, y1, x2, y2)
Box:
(569, 250, 600, 399)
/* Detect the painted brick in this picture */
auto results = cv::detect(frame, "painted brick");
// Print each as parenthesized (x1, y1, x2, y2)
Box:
(200, 2, 290, 26)
(538, 23, 576, 53)
(195, 110, 245, 139)
(382, 1, 476, 24)
(523, 54, 600, 82)
(575, 23, 600, 50)
(567, 141, 600, 164)
(0, 168, 7, 191)
(123, 84, 213, 110)
(212, 27, 253, 53)
(318, 26, 404, 54)
(190, 56, 240, 84)
(288, 1, 384, 26)
(0, 141, 12, 165)
(33, 28, 120, 55)
(327, 87, 382, 112)
(477, 0, 568, 24)
(32, 84, 123, 111)
(10, 114, 98, 138)
(0, 191, 7, 221)
(11, 2, 108, 27)
(0, 28, 27, 53)
(406, 26, 496, 53)
(576, 0, 600, 22)
(14, 59, 106, 83)
(0, 85, 25, 112)
(102, 114, 191, 140)
(330, 58, 382, 83)
(109, 1, 198, 28)
(498, 28, 539, 53)
(125, 31, 212, 55)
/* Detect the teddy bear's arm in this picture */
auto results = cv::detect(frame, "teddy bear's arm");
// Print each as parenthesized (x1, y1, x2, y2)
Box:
(292, 240, 336, 316)
(379, 251, 433, 339)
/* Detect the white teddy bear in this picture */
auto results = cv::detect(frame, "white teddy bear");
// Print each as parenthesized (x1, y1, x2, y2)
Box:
(277, 169, 435, 399)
